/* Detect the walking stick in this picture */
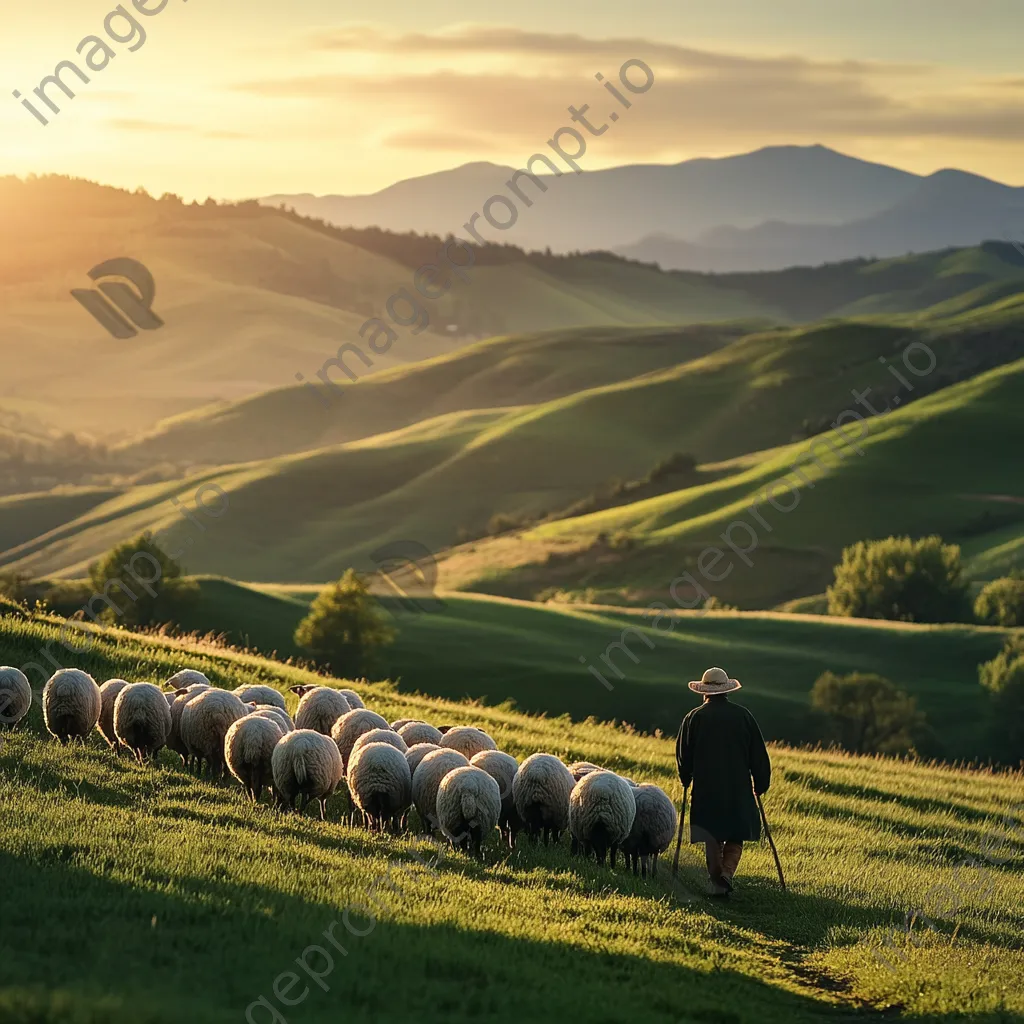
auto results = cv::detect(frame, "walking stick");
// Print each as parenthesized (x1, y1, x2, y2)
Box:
(671, 786, 688, 877)
(755, 792, 786, 891)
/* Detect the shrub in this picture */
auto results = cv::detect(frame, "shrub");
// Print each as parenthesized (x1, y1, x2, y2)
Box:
(294, 569, 395, 676)
(974, 576, 1024, 627)
(87, 532, 197, 628)
(978, 636, 1024, 764)
(826, 535, 969, 622)
(810, 671, 927, 755)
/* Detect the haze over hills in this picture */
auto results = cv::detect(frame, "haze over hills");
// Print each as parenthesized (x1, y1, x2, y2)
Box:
(262, 144, 1024, 272)
(4, 263, 1023, 604)
(0, 176, 771, 437)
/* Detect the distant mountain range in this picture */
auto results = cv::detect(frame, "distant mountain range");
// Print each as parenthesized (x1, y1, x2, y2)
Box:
(262, 145, 1024, 272)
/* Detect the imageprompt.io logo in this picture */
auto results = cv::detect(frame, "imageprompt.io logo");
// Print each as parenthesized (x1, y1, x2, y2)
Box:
(71, 257, 164, 339)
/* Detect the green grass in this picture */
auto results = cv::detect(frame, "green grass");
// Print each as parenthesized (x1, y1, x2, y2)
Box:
(138, 580, 1014, 763)
(1, 611, 1022, 1023)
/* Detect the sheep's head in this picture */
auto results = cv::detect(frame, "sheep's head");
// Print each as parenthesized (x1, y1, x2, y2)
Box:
(289, 685, 316, 697)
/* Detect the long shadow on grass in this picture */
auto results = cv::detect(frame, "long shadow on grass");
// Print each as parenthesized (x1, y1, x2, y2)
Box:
(0, 850, 853, 1024)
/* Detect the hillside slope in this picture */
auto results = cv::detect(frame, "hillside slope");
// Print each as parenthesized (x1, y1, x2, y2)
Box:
(2, 611, 1022, 1023)
(438, 355, 1024, 608)
(161, 580, 1010, 762)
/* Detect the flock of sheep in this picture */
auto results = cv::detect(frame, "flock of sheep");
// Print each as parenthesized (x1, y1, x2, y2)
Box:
(0, 665, 678, 872)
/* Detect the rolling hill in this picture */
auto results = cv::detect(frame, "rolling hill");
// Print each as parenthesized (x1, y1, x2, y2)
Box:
(2, 609, 1022, 1023)
(152, 579, 1012, 762)
(0, 177, 773, 438)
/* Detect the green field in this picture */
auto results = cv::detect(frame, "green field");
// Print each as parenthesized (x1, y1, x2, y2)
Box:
(2, 610, 1022, 1023)
(149, 579, 1013, 762)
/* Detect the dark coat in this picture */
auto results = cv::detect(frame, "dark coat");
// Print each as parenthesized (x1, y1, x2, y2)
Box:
(675, 696, 771, 844)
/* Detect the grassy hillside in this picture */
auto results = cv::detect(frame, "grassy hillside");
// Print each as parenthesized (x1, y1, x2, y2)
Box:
(138, 580, 1011, 762)
(438, 355, 1024, 608)
(0, 177, 778, 438)
(2, 610, 1022, 1023)
(8, 298, 1024, 589)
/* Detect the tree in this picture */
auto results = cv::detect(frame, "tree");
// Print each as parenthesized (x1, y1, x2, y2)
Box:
(810, 671, 927, 755)
(826, 535, 969, 623)
(974, 574, 1024, 627)
(87, 532, 196, 628)
(294, 569, 395, 676)
(978, 636, 1024, 764)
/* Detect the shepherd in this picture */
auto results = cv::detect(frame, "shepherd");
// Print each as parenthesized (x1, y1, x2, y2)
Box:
(675, 666, 772, 897)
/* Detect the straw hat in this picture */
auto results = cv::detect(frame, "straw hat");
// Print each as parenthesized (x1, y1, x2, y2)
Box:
(688, 666, 741, 695)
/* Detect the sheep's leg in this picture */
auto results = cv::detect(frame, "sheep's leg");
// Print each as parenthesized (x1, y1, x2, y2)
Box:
(610, 846, 618, 870)
(319, 798, 328, 821)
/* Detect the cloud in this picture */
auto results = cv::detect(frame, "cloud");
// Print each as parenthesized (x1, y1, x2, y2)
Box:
(384, 130, 499, 152)
(108, 118, 248, 139)
(230, 26, 1024, 153)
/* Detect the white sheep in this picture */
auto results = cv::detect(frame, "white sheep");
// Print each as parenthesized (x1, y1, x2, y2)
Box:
(253, 705, 294, 733)
(622, 784, 678, 878)
(412, 748, 469, 833)
(437, 765, 502, 860)
(568, 761, 603, 784)
(233, 684, 286, 711)
(339, 688, 365, 709)
(42, 669, 101, 744)
(569, 770, 636, 867)
(226, 713, 284, 801)
(166, 683, 211, 765)
(398, 721, 443, 747)
(347, 741, 413, 832)
(512, 753, 574, 846)
(0, 667, 31, 729)
(391, 718, 417, 730)
(180, 688, 250, 778)
(290, 685, 351, 735)
(350, 727, 408, 760)
(439, 726, 497, 759)
(272, 728, 344, 819)
(471, 750, 521, 849)
(114, 682, 173, 763)
(166, 669, 212, 690)
(406, 742, 441, 777)
(330, 708, 391, 771)
(97, 678, 131, 751)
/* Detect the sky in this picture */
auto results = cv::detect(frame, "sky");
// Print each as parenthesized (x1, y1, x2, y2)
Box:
(3, 0, 1024, 199)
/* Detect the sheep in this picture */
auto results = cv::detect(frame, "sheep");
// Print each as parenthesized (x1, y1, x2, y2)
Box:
(471, 750, 521, 849)
(226, 713, 284, 801)
(439, 726, 497, 759)
(330, 708, 391, 771)
(569, 770, 636, 867)
(406, 742, 441, 777)
(97, 679, 131, 751)
(113, 682, 173, 763)
(512, 753, 574, 845)
(253, 705, 294, 733)
(412, 748, 469, 833)
(568, 761, 603, 784)
(291, 685, 351, 735)
(351, 727, 407, 760)
(42, 669, 101, 744)
(233, 684, 286, 711)
(622, 784, 678, 878)
(180, 688, 250, 778)
(272, 728, 344, 819)
(437, 765, 502, 860)
(166, 669, 211, 690)
(166, 683, 211, 765)
(398, 721, 443, 747)
(339, 688, 365, 709)
(0, 666, 32, 729)
(391, 718, 417, 731)
(347, 741, 412, 832)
